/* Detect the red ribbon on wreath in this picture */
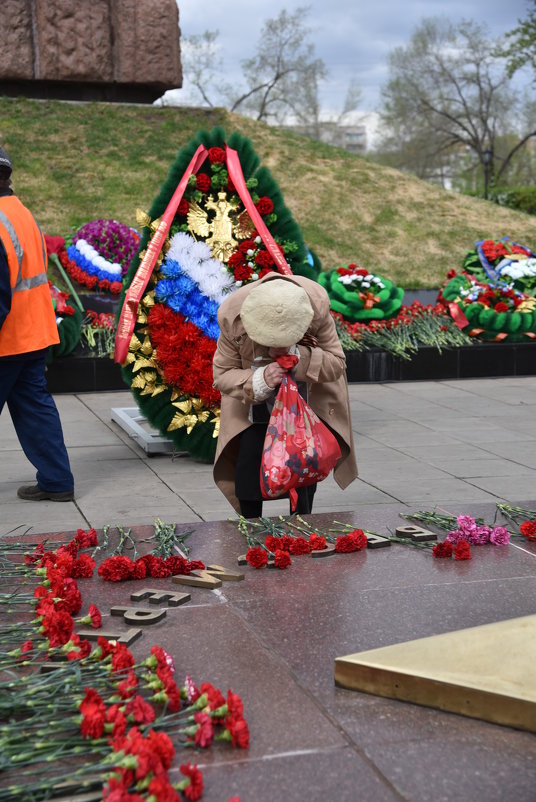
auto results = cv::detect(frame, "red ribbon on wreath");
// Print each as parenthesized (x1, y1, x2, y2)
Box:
(225, 146, 293, 276)
(114, 144, 209, 364)
(448, 302, 470, 329)
(359, 290, 380, 309)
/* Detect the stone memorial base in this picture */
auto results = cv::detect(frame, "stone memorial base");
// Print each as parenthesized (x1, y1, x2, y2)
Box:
(44, 340, 536, 394)
(3, 501, 536, 801)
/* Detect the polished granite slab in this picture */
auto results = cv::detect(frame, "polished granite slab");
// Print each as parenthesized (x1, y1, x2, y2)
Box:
(2, 501, 536, 802)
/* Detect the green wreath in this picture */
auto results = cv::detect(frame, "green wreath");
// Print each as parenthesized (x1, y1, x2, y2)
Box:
(441, 274, 536, 341)
(318, 265, 403, 322)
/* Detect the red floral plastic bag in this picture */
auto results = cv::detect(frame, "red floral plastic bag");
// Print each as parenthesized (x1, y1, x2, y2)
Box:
(260, 355, 341, 510)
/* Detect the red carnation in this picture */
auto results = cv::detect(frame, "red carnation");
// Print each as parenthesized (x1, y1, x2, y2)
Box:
(117, 671, 139, 699)
(289, 536, 311, 555)
(308, 533, 327, 550)
(165, 555, 189, 575)
(88, 603, 102, 628)
(520, 519, 536, 541)
(147, 777, 180, 802)
(225, 714, 250, 748)
(177, 198, 190, 216)
(234, 264, 253, 282)
(274, 549, 292, 569)
(246, 546, 268, 569)
(79, 687, 106, 739)
(132, 559, 147, 579)
(148, 557, 172, 578)
(193, 710, 214, 747)
(75, 528, 98, 548)
(125, 694, 156, 725)
(255, 196, 274, 216)
(179, 763, 204, 801)
(208, 146, 226, 163)
(335, 530, 368, 552)
(454, 539, 472, 560)
(98, 555, 135, 581)
(227, 251, 245, 267)
(111, 643, 135, 673)
(494, 301, 509, 313)
(196, 173, 211, 192)
(264, 535, 280, 552)
(148, 729, 175, 770)
(432, 541, 453, 558)
(72, 553, 96, 578)
(239, 239, 257, 253)
(200, 681, 226, 713)
(255, 249, 274, 268)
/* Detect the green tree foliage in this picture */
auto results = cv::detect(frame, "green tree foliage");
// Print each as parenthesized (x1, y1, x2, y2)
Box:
(501, 0, 536, 78)
(377, 17, 536, 192)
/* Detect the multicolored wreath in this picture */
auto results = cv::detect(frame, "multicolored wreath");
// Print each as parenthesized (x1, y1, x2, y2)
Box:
(61, 219, 140, 294)
(318, 264, 404, 322)
(463, 237, 536, 296)
(439, 272, 536, 342)
(117, 126, 317, 462)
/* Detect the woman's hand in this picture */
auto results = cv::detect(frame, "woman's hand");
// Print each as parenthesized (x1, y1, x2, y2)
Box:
(263, 361, 287, 388)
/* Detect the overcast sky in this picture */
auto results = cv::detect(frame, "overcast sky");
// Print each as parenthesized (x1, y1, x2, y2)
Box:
(170, 1, 532, 135)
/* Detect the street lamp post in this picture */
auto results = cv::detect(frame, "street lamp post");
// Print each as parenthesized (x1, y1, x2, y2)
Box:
(482, 147, 493, 200)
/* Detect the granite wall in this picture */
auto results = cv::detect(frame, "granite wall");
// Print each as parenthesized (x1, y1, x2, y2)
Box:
(1, 0, 182, 102)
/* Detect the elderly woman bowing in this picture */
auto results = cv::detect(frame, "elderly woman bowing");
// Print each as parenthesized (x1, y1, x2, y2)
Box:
(212, 273, 357, 518)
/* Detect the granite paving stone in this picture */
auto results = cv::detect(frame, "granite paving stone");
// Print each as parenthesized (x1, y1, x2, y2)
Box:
(2, 378, 536, 800)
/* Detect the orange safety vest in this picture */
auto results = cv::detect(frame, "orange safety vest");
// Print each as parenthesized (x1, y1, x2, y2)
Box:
(0, 195, 59, 356)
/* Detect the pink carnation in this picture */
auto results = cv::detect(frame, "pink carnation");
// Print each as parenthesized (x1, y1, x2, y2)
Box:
(471, 525, 491, 545)
(446, 529, 465, 544)
(490, 526, 510, 546)
(457, 515, 476, 534)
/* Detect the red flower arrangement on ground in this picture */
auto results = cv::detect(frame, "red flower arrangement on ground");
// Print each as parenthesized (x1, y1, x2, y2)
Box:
(1, 527, 250, 800)
(242, 520, 368, 570)
(98, 553, 205, 582)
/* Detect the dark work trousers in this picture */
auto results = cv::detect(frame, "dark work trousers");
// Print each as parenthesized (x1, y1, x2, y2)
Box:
(0, 353, 74, 492)
(235, 423, 317, 519)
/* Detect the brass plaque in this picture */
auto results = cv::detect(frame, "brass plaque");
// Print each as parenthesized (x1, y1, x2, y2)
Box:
(335, 615, 536, 732)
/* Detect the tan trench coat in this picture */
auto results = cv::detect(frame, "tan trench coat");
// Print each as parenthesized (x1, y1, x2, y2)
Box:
(212, 273, 358, 512)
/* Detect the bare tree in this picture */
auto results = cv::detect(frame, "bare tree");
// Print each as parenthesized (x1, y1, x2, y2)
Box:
(379, 17, 535, 195)
(179, 30, 226, 108)
(227, 7, 327, 126)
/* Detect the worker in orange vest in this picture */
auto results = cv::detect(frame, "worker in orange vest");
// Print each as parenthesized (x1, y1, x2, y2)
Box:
(0, 147, 74, 501)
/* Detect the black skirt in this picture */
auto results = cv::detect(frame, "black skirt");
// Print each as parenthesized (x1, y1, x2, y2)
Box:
(235, 422, 267, 501)
(234, 410, 317, 512)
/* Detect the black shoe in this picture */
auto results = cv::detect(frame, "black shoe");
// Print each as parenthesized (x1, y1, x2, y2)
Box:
(17, 484, 74, 502)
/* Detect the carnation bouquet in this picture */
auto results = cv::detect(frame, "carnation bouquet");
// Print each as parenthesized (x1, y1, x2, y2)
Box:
(318, 264, 404, 322)
(116, 126, 316, 462)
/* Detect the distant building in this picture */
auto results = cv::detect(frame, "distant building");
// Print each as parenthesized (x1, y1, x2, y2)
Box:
(284, 120, 368, 154)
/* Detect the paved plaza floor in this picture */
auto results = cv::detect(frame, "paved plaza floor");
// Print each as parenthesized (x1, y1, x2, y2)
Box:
(1, 376, 536, 534)
(1, 376, 535, 801)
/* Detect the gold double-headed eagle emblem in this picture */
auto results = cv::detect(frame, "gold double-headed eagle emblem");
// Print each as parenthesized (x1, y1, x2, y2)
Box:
(187, 191, 254, 261)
